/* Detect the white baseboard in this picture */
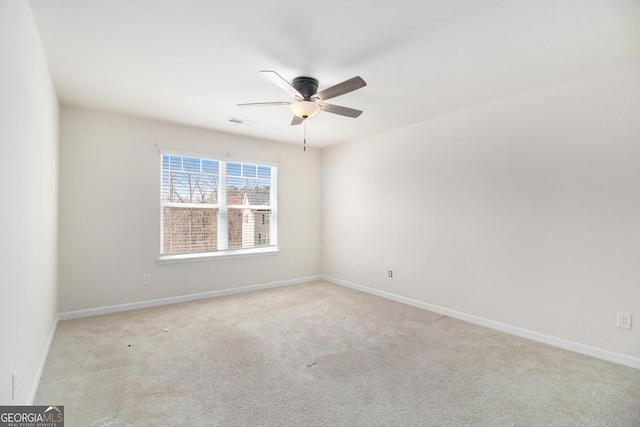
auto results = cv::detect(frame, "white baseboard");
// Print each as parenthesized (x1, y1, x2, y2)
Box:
(29, 313, 59, 404)
(322, 275, 640, 370)
(58, 276, 322, 321)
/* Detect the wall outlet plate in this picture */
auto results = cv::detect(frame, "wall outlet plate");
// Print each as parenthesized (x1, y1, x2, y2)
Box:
(143, 273, 151, 285)
(617, 311, 632, 329)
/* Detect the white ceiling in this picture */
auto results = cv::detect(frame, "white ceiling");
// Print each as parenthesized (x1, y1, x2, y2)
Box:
(28, 0, 640, 148)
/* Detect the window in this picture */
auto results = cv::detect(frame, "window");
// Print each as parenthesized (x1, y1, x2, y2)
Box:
(160, 151, 277, 261)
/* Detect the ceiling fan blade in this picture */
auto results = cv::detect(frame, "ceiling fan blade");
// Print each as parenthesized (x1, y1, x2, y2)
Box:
(260, 70, 303, 100)
(313, 76, 366, 101)
(291, 116, 304, 126)
(317, 102, 363, 118)
(237, 102, 291, 107)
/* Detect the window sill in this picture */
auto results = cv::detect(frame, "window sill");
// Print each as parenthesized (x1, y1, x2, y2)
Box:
(157, 246, 279, 264)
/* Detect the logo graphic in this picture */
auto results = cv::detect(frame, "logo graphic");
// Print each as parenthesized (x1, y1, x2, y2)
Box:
(0, 405, 64, 426)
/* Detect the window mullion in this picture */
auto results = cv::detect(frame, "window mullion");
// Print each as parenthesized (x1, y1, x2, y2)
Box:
(218, 161, 228, 250)
(163, 202, 219, 209)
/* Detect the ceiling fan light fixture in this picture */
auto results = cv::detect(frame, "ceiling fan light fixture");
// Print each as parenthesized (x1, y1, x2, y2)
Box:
(290, 101, 320, 119)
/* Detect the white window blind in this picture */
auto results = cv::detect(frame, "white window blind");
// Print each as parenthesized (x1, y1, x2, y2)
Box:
(161, 152, 277, 257)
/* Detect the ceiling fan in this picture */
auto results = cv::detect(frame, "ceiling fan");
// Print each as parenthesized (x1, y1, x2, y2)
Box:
(238, 70, 367, 126)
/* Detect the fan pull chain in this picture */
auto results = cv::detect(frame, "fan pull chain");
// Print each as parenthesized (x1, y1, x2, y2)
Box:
(303, 116, 307, 151)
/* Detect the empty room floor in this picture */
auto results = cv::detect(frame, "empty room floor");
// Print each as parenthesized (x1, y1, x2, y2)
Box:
(35, 281, 640, 426)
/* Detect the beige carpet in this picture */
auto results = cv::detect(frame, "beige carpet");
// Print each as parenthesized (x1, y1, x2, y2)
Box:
(36, 281, 640, 426)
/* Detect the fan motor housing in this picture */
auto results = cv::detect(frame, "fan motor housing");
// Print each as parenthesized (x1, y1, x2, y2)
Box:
(292, 77, 319, 100)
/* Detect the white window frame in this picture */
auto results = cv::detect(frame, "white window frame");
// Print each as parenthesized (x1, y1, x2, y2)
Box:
(158, 150, 278, 264)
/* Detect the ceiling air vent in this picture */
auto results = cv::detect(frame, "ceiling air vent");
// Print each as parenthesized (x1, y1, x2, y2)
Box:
(228, 117, 258, 126)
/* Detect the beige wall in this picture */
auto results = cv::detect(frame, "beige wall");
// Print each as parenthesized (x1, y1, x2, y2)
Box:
(322, 59, 640, 360)
(0, 1, 59, 404)
(58, 107, 322, 312)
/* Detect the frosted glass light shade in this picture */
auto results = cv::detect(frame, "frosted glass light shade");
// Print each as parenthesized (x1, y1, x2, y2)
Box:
(290, 101, 320, 119)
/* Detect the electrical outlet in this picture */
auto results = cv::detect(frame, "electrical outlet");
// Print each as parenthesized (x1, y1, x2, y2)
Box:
(617, 311, 632, 329)
(289, 259, 295, 268)
(143, 273, 151, 285)
(388, 270, 393, 278)
(12, 369, 17, 401)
